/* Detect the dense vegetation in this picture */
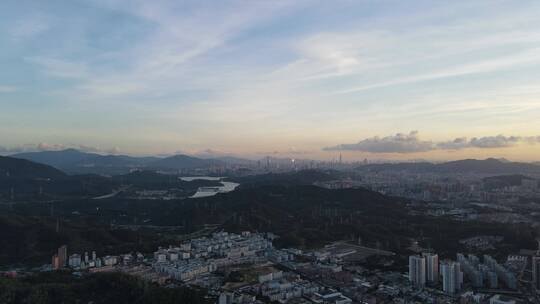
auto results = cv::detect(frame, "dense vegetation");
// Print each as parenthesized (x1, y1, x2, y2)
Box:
(0, 215, 170, 267)
(0, 156, 65, 179)
(1, 156, 536, 266)
(230, 169, 336, 187)
(0, 271, 211, 304)
(0, 156, 116, 200)
(2, 185, 535, 265)
(112, 170, 221, 191)
(12, 149, 223, 174)
(0, 156, 221, 201)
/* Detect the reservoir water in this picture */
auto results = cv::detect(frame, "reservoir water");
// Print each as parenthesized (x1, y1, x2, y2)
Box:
(180, 176, 240, 198)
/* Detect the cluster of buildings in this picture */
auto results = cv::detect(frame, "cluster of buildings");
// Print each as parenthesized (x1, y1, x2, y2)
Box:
(354, 170, 540, 206)
(150, 232, 357, 304)
(408, 253, 444, 289)
(409, 252, 520, 294)
(255, 271, 321, 302)
(152, 231, 274, 282)
(51, 245, 143, 272)
(46, 231, 358, 303)
(218, 287, 353, 304)
(407, 250, 538, 303)
(45, 230, 540, 303)
(532, 255, 540, 294)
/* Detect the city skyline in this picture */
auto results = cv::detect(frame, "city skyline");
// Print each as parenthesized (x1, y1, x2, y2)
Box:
(2, 1, 540, 160)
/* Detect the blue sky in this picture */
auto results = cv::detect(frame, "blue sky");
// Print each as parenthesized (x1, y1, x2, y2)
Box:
(1, 0, 540, 160)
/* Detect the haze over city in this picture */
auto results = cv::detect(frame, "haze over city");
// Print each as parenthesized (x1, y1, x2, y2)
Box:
(1, 0, 540, 161)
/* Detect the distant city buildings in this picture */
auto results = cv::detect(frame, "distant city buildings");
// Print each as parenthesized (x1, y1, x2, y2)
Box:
(532, 256, 540, 292)
(52, 245, 67, 270)
(440, 261, 463, 295)
(408, 255, 426, 288)
(408, 249, 523, 297)
(68, 253, 81, 268)
(51, 245, 143, 272)
(484, 255, 517, 289)
(408, 253, 440, 289)
(521, 178, 538, 191)
(153, 231, 274, 282)
(423, 252, 439, 283)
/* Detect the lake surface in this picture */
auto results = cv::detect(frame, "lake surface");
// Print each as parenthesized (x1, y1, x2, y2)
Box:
(180, 176, 239, 198)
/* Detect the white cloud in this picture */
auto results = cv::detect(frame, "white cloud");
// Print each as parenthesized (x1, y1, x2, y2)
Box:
(469, 135, 522, 148)
(324, 131, 434, 153)
(37, 143, 66, 151)
(327, 132, 540, 153)
(335, 47, 540, 95)
(436, 137, 469, 150)
(438, 135, 523, 149)
(78, 144, 120, 154)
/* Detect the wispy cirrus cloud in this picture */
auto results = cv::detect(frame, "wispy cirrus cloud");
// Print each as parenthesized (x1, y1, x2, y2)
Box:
(41, 1, 303, 102)
(335, 47, 540, 95)
(24, 57, 89, 79)
(3, 1, 540, 158)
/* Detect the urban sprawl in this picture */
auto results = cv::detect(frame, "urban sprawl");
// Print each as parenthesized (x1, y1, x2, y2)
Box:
(6, 230, 540, 304)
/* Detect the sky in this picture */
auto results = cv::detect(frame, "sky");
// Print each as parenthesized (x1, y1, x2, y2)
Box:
(1, 0, 540, 161)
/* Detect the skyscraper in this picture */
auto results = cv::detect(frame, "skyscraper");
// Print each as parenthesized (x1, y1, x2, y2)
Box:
(52, 254, 61, 270)
(441, 261, 463, 295)
(52, 245, 68, 270)
(409, 255, 426, 288)
(532, 256, 540, 291)
(423, 252, 439, 283)
(533, 240, 540, 292)
(58, 245, 67, 267)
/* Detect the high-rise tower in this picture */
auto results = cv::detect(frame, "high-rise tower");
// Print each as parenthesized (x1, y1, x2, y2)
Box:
(409, 255, 426, 288)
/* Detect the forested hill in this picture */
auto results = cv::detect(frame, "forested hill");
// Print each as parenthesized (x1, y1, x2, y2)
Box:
(0, 156, 66, 179)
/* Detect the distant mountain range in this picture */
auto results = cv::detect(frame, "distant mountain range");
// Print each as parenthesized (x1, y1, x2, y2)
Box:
(8, 149, 540, 176)
(10, 149, 238, 174)
(0, 155, 115, 200)
(11, 149, 154, 174)
(360, 158, 540, 175)
(0, 155, 227, 201)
